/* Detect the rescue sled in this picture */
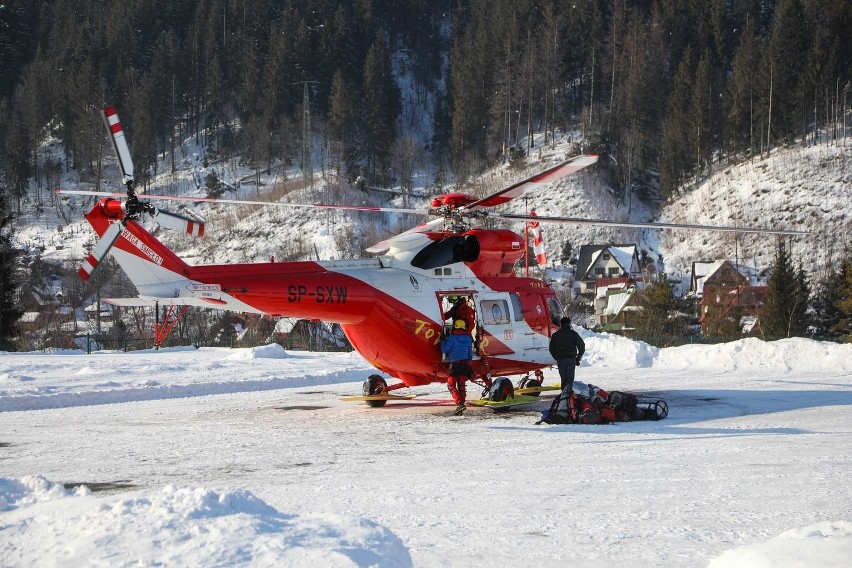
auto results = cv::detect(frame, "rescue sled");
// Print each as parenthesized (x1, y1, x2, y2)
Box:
(514, 384, 561, 396)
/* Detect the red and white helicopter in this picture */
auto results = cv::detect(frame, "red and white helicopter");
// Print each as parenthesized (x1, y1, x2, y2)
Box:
(59, 106, 806, 406)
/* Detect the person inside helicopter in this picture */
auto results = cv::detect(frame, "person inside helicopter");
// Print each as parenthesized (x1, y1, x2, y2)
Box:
(445, 295, 476, 337)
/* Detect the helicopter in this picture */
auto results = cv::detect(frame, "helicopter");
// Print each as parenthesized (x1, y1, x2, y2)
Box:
(58, 106, 807, 407)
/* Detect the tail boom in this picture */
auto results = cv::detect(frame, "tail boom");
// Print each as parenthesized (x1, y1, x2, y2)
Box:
(83, 199, 378, 323)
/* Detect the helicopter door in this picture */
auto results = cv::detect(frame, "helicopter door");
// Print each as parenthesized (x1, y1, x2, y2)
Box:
(473, 293, 515, 357)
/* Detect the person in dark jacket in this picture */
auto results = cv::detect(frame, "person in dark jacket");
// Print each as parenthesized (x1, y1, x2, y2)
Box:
(549, 316, 586, 393)
(441, 319, 474, 415)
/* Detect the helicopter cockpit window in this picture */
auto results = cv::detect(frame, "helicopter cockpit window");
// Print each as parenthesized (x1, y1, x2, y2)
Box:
(546, 297, 563, 326)
(510, 293, 524, 322)
(411, 235, 480, 270)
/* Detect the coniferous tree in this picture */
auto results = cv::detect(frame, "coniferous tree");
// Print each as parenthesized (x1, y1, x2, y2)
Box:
(362, 31, 400, 185)
(728, 21, 761, 155)
(793, 264, 810, 335)
(327, 70, 359, 182)
(690, 50, 714, 171)
(761, 239, 807, 339)
(767, 0, 810, 142)
(0, 187, 22, 350)
(633, 274, 681, 346)
(560, 240, 573, 264)
(812, 264, 846, 338)
(448, 0, 491, 177)
(0, 3, 38, 100)
(660, 49, 694, 198)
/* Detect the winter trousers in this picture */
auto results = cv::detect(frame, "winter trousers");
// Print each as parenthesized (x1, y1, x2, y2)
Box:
(447, 360, 471, 405)
(556, 358, 577, 393)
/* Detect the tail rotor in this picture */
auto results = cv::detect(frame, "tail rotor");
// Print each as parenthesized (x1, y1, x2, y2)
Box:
(77, 106, 205, 281)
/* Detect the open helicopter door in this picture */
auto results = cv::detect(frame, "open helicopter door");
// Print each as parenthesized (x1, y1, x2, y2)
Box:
(472, 292, 517, 358)
(439, 293, 481, 360)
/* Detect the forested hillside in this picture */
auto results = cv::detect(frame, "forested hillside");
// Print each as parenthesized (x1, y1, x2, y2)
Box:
(1, 0, 850, 206)
(1, 1, 852, 350)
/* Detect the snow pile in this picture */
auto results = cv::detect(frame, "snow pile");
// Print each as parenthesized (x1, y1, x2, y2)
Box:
(577, 327, 660, 368)
(1, 476, 412, 567)
(574, 329, 852, 374)
(223, 343, 291, 360)
(654, 337, 852, 373)
(707, 521, 852, 568)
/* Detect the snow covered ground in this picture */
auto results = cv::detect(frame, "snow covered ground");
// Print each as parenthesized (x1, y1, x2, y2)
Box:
(1, 332, 851, 567)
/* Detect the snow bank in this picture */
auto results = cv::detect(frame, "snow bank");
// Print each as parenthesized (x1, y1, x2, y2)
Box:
(655, 337, 852, 373)
(1, 476, 412, 567)
(578, 328, 660, 368)
(707, 521, 852, 568)
(573, 329, 852, 374)
(223, 343, 291, 360)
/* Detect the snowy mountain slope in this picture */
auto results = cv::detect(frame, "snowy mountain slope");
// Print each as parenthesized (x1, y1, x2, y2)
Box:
(16, 122, 851, 292)
(654, 143, 852, 279)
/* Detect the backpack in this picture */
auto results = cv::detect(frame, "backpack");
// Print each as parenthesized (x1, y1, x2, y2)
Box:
(537, 390, 602, 425)
(536, 388, 574, 424)
(573, 396, 602, 424)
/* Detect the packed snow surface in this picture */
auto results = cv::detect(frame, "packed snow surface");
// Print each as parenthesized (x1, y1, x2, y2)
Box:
(1, 333, 851, 567)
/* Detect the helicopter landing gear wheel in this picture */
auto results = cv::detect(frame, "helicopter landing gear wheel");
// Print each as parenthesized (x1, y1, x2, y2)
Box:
(362, 375, 388, 407)
(489, 376, 514, 402)
(518, 377, 542, 396)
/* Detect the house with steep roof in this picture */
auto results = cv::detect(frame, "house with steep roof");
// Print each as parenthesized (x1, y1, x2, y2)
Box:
(574, 244, 641, 296)
(692, 260, 767, 336)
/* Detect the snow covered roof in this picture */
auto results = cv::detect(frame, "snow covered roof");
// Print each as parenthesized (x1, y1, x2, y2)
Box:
(575, 244, 638, 280)
(692, 260, 726, 297)
(601, 289, 635, 317)
(608, 246, 637, 272)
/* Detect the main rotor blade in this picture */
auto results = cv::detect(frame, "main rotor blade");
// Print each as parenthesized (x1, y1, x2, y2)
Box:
(79, 221, 123, 281)
(102, 106, 134, 185)
(464, 154, 599, 210)
(490, 212, 809, 236)
(148, 207, 205, 237)
(55, 189, 428, 215)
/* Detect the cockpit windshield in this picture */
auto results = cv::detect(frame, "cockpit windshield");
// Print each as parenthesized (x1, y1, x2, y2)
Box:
(546, 297, 563, 326)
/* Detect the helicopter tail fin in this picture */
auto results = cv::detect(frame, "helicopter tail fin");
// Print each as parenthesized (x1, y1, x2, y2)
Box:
(84, 200, 191, 292)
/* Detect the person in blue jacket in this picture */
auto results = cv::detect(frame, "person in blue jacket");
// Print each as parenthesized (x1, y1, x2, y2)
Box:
(441, 319, 474, 415)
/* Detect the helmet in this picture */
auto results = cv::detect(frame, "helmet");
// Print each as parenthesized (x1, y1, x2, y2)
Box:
(447, 295, 459, 302)
(453, 319, 466, 330)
